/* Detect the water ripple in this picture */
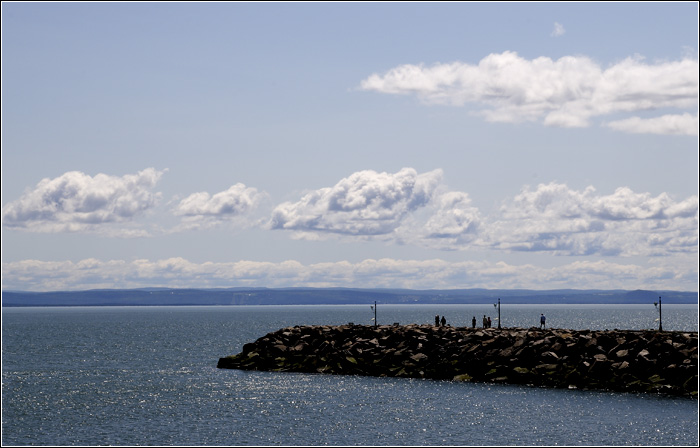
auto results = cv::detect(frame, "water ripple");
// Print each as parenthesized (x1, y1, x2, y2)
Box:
(2, 305, 697, 445)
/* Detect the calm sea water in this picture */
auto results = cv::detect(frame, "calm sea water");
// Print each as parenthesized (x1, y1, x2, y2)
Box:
(2, 304, 698, 446)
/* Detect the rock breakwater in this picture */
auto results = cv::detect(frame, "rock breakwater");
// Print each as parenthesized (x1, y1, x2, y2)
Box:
(218, 324, 698, 397)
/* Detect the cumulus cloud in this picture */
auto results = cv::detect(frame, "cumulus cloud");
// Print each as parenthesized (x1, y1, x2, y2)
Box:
(360, 51, 698, 133)
(2, 256, 696, 291)
(269, 168, 443, 237)
(175, 183, 265, 217)
(551, 22, 565, 37)
(1, 168, 165, 236)
(488, 182, 698, 256)
(606, 113, 699, 136)
(266, 168, 696, 258)
(173, 183, 268, 230)
(397, 190, 484, 250)
(423, 191, 481, 239)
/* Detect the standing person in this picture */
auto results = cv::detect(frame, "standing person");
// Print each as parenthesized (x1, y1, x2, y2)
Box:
(435, 315, 440, 326)
(441, 315, 446, 327)
(487, 317, 492, 328)
(540, 313, 546, 329)
(471, 316, 477, 329)
(482, 315, 487, 328)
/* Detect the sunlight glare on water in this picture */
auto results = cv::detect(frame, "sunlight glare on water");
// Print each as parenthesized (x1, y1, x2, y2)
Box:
(2, 304, 697, 445)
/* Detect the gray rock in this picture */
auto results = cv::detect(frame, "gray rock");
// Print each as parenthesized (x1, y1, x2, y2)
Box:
(218, 325, 698, 397)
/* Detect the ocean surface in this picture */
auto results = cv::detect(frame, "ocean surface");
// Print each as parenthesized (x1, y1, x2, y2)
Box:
(2, 303, 698, 446)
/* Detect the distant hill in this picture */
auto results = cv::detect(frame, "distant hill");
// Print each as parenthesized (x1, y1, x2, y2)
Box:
(1, 287, 697, 307)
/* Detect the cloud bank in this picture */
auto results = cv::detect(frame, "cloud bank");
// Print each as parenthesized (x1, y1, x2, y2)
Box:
(2, 256, 696, 292)
(268, 169, 697, 258)
(2, 167, 696, 291)
(3, 167, 696, 260)
(1, 168, 165, 237)
(488, 183, 698, 256)
(360, 51, 698, 134)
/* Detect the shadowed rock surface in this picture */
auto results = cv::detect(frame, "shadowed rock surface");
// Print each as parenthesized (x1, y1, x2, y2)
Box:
(218, 324, 698, 397)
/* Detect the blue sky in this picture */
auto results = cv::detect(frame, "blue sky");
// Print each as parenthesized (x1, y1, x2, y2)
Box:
(2, 2, 698, 292)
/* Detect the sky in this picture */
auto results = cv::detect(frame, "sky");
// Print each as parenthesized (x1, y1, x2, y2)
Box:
(1, 2, 698, 292)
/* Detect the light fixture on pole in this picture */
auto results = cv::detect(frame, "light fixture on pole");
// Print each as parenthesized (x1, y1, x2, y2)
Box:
(493, 298, 501, 329)
(370, 301, 377, 328)
(653, 296, 662, 331)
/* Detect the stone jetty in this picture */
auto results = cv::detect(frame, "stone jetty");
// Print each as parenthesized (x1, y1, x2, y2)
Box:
(218, 324, 698, 397)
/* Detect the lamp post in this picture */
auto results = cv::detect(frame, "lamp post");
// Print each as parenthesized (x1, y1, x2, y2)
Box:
(654, 296, 662, 331)
(493, 298, 501, 329)
(370, 301, 377, 328)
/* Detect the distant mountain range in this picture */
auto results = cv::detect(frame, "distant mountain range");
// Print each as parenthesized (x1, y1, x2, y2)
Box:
(1, 287, 697, 307)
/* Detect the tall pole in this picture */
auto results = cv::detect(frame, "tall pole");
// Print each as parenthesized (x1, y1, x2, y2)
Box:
(658, 296, 662, 331)
(497, 298, 501, 329)
(374, 301, 377, 328)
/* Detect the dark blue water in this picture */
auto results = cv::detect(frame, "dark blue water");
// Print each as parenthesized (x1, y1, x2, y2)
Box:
(2, 304, 698, 446)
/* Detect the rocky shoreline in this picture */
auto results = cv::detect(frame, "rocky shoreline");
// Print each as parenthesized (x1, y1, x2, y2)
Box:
(218, 324, 698, 397)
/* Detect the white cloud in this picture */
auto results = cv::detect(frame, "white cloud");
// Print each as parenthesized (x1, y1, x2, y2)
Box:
(173, 183, 269, 230)
(269, 168, 443, 237)
(4, 166, 694, 262)
(397, 190, 484, 250)
(605, 113, 699, 136)
(267, 169, 697, 258)
(175, 183, 266, 217)
(2, 256, 696, 291)
(1, 168, 165, 236)
(360, 52, 698, 134)
(423, 191, 481, 239)
(487, 183, 698, 256)
(551, 22, 565, 37)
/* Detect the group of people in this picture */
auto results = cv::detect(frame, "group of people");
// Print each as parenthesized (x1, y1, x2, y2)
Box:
(469, 315, 492, 328)
(462, 315, 493, 328)
(434, 313, 547, 329)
